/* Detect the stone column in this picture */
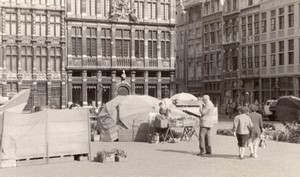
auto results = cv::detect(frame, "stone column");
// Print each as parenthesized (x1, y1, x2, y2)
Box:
(47, 80, 52, 106)
(170, 30, 176, 69)
(111, 27, 116, 67)
(157, 0, 161, 21)
(67, 70, 73, 107)
(157, 71, 161, 99)
(61, 78, 66, 109)
(157, 30, 162, 67)
(131, 28, 136, 66)
(111, 71, 116, 98)
(97, 70, 102, 106)
(170, 71, 175, 96)
(170, 0, 175, 24)
(259, 78, 262, 105)
(2, 82, 7, 97)
(131, 71, 136, 94)
(294, 76, 298, 97)
(144, 71, 148, 95)
(97, 26, 102, 66)
(144, 0, 149, 20)
(82, 25, 87, 66)
(32, 81, 38, 106)
(81, 0, 86, 16)
(144, 29, 149, 67)
(82, 70, 87, 106)
(67, 26, 72, 66)
(96, 0, 101, 17)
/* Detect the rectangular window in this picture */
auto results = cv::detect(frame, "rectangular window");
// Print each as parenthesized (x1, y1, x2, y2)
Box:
(148, 1, 157, 19)
(279, 8, 284, 30)
(248, 0, 253, 6)
(271, 42, 276, 66)
(5, 13, 17, 35)
(248, 46, 253, 68)
(86, 27, 97, 57)
(5, 46, 18, 72)
(36, 46, 47, 72)
(242, 47, 247, 69)
(71, 27, 82, 56)
(210, 54, 215, 75)
(21, 14, 32, 36)
(101, 28, 111, 57)
(115, 29, 131, 58)
(254, 45, 259, 68)
(254, 14, 259, 35)
(148, 30, 157, 59)
(271, 10, 276, 31)
(50, 16, 61, 37)
(36, 14, 46, 36)
(160, 0, 170, 20)
(288, 5, 294, 28)
(134, 1, 144, 19)
(161, 31, 170, 59)
(288, 39, 294, 64)
(261, 12, 266, 33)
(21, 46, 32, 72)
(50, 47, 61, 72)
(261, 44, 267, 67)
(134, 30, 144, 58)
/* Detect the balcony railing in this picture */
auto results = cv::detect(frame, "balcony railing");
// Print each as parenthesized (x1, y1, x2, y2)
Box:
(117, 58, 131, 68)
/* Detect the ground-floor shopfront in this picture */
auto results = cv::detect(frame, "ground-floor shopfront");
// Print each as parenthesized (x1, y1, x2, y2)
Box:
(66, 70, 176, 107)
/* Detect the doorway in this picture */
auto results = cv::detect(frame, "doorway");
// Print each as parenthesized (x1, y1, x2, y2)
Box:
(72, 84, 82, 106)
(117, 86, 129, 96)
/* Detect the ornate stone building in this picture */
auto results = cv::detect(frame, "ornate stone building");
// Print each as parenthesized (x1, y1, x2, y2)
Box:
(0, 0, 66, 109)
(66, 0, 176, 107)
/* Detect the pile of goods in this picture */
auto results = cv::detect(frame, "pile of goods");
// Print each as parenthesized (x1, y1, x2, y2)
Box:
(264, 123, 300, 144)
(216, 129, 234, 136)
(95, 148, 127, 163)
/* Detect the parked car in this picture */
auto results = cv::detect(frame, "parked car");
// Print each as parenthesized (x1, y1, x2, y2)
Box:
(264, 99, 277, 121)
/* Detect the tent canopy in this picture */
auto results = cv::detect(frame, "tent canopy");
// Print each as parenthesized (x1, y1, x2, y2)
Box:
(170, 92, 198, 101)
(275, 96, 300, 123)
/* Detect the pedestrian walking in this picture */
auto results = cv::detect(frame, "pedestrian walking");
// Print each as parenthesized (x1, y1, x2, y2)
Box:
(198, 95, 215, 156)
(233, 106, 253, 159)
(247, 104, 263, 158)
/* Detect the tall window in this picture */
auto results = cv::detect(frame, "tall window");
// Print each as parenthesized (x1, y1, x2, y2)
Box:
(37, 0, 46, 4)
(254, 14, 259, 35)
(242, 47, 246, 69)
(210, 23, 216, 44)
(36, 46, 47, 72)
(242, 17, 246, 37)
(279, 8, 284, 30)
(261, 12, 266, 33)
(100, 0, 111, 17)
(288, 5, 294, 28)
(21, 14, 32, 36)
(204, 25, 209, 45)
(217, 22, 222, 43)
(210, 54, 215, 75)
(101, 28, 111, 57)
(5, 13, 17, 35)
(50, 47, 61, 72)
(232, 19, 238, 41)
(86, 27, 97, 57)
(50, 16, 61, 37)
(161, 31, 170, 59)
(5, 46, 18, 72)
(86, 0, 96, 16)
(278, 41, 284, 65)
(248, 16, 253, 36)
(271, 10, 276, 31)
(270, 42, 276, 66)
(288, 39, 294, 64)
(233, 0, 237, 11)
(135, 84, 144, 95)
(261, 44, 267, 67)
(36, 14, 46, 36)
(216, 52, 221, 75)
(254, 45, 259, 68)
(134, 0, 144, 19)
(248, 46, 253, 68)
(147, 1, 157, 19)
(115, 29, 131, 58)
(160, 0, 170, 20)
(148, 30, 157, 59)
(134, 30, 144, 58)
(21, 46, 32, 72)
(248, 0, 253, 6)
(204, 55, 209, 75)
(71, 27, 82, 56)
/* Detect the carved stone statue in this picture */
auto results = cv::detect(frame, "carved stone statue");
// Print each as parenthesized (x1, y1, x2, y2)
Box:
(110, 0, 137, 22)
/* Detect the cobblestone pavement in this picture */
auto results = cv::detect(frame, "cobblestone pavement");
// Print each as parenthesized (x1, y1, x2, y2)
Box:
(0, 121, 299, 177)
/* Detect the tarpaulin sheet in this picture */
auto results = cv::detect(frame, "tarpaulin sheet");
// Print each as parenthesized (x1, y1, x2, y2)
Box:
(0, 109, 90, 160)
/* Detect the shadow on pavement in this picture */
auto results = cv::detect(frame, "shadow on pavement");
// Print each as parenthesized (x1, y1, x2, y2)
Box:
(156, 149, 196, 155)
(156, 149, 239, 159)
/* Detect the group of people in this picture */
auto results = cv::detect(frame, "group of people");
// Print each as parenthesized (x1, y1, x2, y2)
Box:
(197, 95, 263, 160)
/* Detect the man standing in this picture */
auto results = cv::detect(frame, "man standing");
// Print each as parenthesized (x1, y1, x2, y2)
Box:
(198, 95, 215, 156)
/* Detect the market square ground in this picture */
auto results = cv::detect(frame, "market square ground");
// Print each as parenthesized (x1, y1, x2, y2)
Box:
(0, 121, 299, 177)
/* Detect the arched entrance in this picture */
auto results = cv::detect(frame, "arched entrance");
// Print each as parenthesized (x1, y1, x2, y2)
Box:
(117, 86, 129, 96)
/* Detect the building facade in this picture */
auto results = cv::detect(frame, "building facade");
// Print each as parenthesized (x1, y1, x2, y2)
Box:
(175, 0, 203, 96)
(202, 0, 223, 108)
(66, 0, 176, 107)
(0, 0, 66, 109)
